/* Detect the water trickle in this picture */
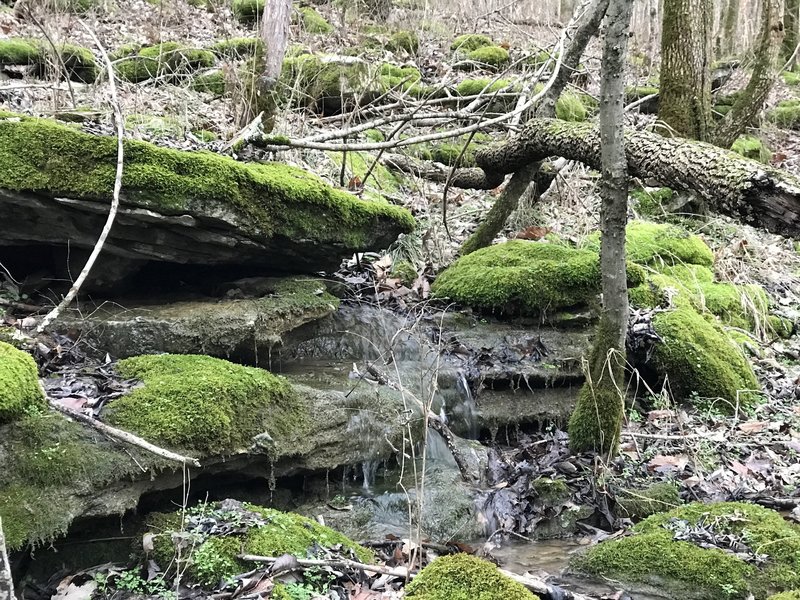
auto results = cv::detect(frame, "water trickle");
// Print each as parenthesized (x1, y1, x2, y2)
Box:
(454, 369, 479, 439)
(362, 460, 380, 489)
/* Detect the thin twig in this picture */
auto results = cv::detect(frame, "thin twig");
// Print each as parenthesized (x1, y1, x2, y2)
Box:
(36, 23, 125, 333)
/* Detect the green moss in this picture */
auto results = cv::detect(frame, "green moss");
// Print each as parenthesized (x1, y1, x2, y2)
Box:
(104, 354, 308, 455)
(631, 186, 673, 216)
(328, 150, 402, 197)
(575, 502, 800, 599)
(364, 128, 385, 142)
(768, 99, 800, 130)
(455, 78, 513, 96)
(125, 113, 185, 137)
(281, 53, 370, 106)
(531, 477, 570, 504)
(782, 70, 800, 86)
(405, 553, 539, 600)
(451, 34, 493, 53)
(555, 92, 587, 122)
(232, 0, 264, 22)
(616, 481, 681, 519)
(768, 592, 800, 600)
(0, 484, 81, 551)
(732, 135, 772, 164)
(651, 307, 759, 409)
(192, 70, 226, 95)
(193, 129, 218, 142)
(585, 221, 714, 267)
(391, 260, 417, 286)
(625, 85, 659, 100)
(468, 45, 509, 69)
(387, 31, 419, 54)
(150, 503, 373, 586)
(0, 115, 414, 248)
(296, 7, 333, 34)
(432, 241, 644, 314)
(0, 38, 97, 82)
(768, 315, 795, 338)
(209, 37, 263, 59)
(113, 42, 215, 83)
(379, 63, 422, 92)
(0, 342, 45, 424)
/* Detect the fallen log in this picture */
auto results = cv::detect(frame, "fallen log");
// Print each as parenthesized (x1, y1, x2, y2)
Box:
(452, 118, 800, 238)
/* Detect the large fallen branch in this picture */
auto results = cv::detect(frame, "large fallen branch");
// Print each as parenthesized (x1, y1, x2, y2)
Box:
(451, 119, 800, 238)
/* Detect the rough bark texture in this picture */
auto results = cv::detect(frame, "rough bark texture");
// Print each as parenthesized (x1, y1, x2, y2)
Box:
(714, 0, 785, 149)
(251, 0, 291, 128)
(456, 119, 800, 239)
(568, 0, 632, 456)
(0, 517, 12, 600)
(722, 0, 741, 57)
(659, 0, 713, 140)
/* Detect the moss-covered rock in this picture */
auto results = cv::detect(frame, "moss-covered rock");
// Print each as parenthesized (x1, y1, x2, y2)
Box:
(379, 63, 422, 92)
(0, 38, 97, 82)
(149, 501, 373, 587)
(584, 221, 714, 267)
(651, 307, 760, 409)
(768, 99, 800, 130)
(191, 69, 226, 94)
(615, 481, 681, 519)
(232, 0, 264, 22)
(782, 70, 800, 86)
(432, 241, 644, 315)
(630, 186, 674, 216)
(574, 502, 800, 600)
(0, 342, 45, 424)
(387, 30, 420, 54)
(0, 115, 414, 265)
(451, 34, 494, 53)
(467, 45, 510, 69)
(104, 354, 308, 455)
(406, 553, 539, 600)
(209, 37, 263, 59)
(280, 53, 370, 109)
(555, 92, 588, 121)
(455, 77, 514, 96)
(295, 6, 333, 34)
(113, 42, 215, 83)
(732, 135, 772, 164)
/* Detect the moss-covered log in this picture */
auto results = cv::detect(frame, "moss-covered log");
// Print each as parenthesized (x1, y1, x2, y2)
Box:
(452, 119, 800, 239)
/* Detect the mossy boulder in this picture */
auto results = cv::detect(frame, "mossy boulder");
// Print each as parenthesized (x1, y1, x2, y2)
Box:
(451, 34, 494, 53)
(573, 502, 800, 599)
(615, 481, 681, 519)
(387, 30, 420, 54)
(583, 221, 714, 267)
(295, 6, 333, 34)
(0, 342, 45, 424)
(104, 354, 308, 455)
(467, 45, 510, 69)
(232, 0, 264, 22)
(191, 69, 226, 94)
(280, 53, 371, 111)
(432, 241, 644, 315)
(112, 42, 215, 83)
(149, 500, 373, 587)
(0, 38, 97, 82)
(405, 553, 539, 600)
(768, 99, 800, 130)
(732, 135, 772, 164)
(455, 77, 514, 96)
(650, 306, 760, 409)
(209, 37, 263, 59)
(0, 115, 414, 272)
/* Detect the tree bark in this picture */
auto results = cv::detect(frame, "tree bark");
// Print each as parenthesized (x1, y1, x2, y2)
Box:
(450, 119, 800, 239)
(251, 0, 291, 129)
(659, 0, 713, 140)
(714, 0, 785, 149)
(568, 0, 633, 456)
(722, 0, 741, 56)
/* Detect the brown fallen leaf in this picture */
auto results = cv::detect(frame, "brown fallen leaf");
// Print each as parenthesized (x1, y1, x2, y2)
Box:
(738, 421, 767, 434)
(647, 454, 689, 473)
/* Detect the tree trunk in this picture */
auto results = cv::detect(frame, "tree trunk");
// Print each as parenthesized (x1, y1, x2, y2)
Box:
(659, 0, 713, 140)
(784, 0, 799, 65)
(722, 0, 741, 56)
(248, 0, 292, 129)
(568, 0, 633, 456)
(0, 517, 13, 600)
(450, 118, 800, 239)
(714, 0, 784, 148)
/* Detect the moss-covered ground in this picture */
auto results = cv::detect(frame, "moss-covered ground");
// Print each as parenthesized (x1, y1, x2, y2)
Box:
(0, 341, 45, 423)
(574, 502, 800, 600)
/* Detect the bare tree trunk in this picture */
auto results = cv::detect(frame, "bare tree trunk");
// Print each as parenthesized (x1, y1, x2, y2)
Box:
(0, 517, 13, 600)
(568, 0, 633, 456)
(714, 0, 784, 148)
(722, 0, 741, 56)
(784, 0, 799, 65)
(659, 0, 713, 139)
(253, 0, 291, 129)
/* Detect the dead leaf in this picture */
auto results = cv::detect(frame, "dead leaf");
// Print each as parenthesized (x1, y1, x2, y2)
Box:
(647, 454, 689, 473)
(738, 421, 767, 434)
